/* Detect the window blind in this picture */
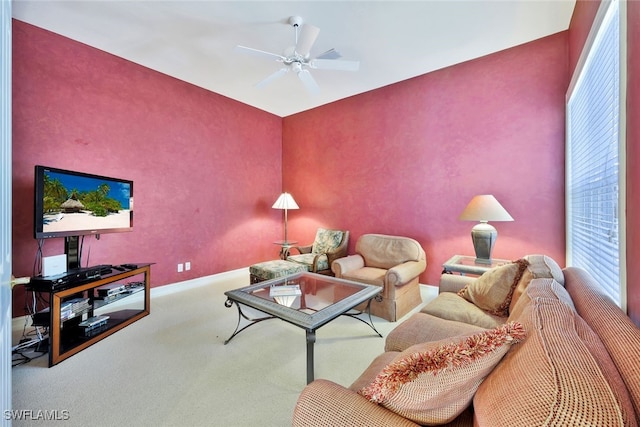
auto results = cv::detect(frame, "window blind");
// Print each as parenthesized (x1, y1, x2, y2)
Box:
(567, 0, 621, 304)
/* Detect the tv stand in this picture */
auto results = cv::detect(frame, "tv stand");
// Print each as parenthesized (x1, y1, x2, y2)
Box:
(65, 235, 81, 270)
(28, 263, 152, 366)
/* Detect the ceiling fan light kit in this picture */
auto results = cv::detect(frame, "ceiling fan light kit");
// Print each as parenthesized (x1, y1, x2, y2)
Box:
(236, 15, 360, 95)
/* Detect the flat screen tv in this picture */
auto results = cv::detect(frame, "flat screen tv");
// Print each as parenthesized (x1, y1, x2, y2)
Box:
(34, 165, 133, 240)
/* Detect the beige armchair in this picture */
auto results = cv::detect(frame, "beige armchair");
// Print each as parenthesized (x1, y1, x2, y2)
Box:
(331, 234, 426, 321)
(287, 228, 349, 275)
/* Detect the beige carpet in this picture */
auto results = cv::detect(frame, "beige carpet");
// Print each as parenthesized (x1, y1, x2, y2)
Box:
(12, 270, 437, 427)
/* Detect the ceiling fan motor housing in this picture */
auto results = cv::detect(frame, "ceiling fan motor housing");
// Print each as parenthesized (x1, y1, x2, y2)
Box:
(288, 16, 303, 27)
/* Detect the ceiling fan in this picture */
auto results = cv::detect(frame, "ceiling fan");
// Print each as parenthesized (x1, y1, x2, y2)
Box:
(235, 16, 360, 95)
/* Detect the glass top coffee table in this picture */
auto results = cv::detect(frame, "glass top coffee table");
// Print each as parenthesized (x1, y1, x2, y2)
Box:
(224, 272, 383, 384)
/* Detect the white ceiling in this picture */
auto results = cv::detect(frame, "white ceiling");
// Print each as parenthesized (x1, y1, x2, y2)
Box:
(12, 0, 576, 117)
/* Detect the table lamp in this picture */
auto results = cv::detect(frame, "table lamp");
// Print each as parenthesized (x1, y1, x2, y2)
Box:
(272, 192, 299, 243)
(459, 195, 513, 264)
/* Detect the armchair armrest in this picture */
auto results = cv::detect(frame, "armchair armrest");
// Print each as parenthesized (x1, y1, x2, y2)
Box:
(386, 259, 427, 287)
(439, 274, 476, 294)
(290, 244, 313, 255)
(292, 379, 419, 427)
(332, 254, 365, 277)
(326, 232, 349, 265)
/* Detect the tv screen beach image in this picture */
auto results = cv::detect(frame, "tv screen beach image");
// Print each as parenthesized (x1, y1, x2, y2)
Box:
(41, 170, 132, 234)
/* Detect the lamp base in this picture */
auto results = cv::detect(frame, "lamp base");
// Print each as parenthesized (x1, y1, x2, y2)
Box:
(470, 222, 497, 264)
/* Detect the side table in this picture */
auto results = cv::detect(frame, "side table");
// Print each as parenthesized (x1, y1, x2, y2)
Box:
(273, 240, 298, 259)
(442, 255, 510, 276)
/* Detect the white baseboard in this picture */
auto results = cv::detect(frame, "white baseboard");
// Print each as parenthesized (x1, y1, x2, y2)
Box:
(150, 267, 248, 298)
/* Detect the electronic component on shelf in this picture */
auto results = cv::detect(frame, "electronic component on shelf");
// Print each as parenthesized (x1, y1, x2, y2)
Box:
(60, 298, 91, 321)
(29, 265, 105, 290)
(78, 315, 109, 329)
(96, 283, 127, 297)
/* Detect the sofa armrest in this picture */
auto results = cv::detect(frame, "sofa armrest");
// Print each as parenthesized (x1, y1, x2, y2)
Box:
(332, 254, 365, 277)
(439, 274, 476, 294)
(292, 379, 419, 427)
(386, 259, 427, 287)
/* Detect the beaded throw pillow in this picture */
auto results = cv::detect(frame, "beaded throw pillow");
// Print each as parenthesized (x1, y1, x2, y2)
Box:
(359, 322, 526, 425)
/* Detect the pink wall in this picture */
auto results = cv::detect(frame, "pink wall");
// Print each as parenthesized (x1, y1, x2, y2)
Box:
(567, 0, 601, 76)
(625, 1, 640, 324)
(282, 33, 568, 286)
(11, 21, 283, 314)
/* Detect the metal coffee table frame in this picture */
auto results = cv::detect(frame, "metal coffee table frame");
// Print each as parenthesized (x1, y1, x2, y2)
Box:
(223, 272, 383, 384)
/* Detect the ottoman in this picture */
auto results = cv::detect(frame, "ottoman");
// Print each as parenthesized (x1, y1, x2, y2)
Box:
(249, 260, 310, 283)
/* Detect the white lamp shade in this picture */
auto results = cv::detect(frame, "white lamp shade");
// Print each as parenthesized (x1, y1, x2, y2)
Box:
(272, 192, 299, 210)
(459, 195, 513, 222)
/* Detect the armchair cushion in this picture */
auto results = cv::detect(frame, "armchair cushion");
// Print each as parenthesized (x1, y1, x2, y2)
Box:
(311, 228, 344, 254)
(342, 266, 387, 287)
(288, 253, 330, 272)
(356, 234, 424, 269)
(358, 322, 526, 425)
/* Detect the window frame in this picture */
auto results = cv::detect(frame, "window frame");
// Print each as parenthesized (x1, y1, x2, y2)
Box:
(566, 0, 627, 310)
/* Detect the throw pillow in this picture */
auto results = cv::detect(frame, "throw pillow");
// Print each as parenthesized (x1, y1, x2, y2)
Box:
(359, 322, 526, 425)
(457, 259, 529, 316)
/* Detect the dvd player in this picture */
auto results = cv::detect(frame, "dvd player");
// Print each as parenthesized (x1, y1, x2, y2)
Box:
(29, 265, 112, 291)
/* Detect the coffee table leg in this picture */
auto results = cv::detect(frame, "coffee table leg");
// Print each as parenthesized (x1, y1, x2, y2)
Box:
(340, 297, 383, 338)
(306, 329, 316, 384)
(223, 298, 274, 344)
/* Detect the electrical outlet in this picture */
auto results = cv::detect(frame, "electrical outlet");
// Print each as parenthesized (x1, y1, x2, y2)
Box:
(177, 263, 184, 273)
(185, 262, 191, 271)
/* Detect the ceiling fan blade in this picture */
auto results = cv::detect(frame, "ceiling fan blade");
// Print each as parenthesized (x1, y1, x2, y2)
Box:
(295, 24, 320, 58)
(256, 68, 288, 88)
(297, 69, 320, 95)
(315, 48, 342, 60)
(235, 45, 285, 62)
(311, 58, 360, 72)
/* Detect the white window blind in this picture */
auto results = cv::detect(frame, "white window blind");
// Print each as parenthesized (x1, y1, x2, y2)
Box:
(567, 0, 622, 305)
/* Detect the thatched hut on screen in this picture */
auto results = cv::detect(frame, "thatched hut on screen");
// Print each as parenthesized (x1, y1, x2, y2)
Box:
(60, 198, 84, 213)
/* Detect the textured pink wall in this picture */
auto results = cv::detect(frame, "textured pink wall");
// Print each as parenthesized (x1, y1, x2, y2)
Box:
(625, 1, 640, 324)
(12, 21, 283, 314)
(567, 0, 601, 76)
(282, 33, 568, 286)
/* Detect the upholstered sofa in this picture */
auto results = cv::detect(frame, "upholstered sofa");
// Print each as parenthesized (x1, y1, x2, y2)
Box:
(331, 234, 427, 322)
(293, 255, 640, 426)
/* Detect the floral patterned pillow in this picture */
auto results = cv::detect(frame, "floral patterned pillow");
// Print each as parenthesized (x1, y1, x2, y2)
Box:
(311, 228, 344, 254)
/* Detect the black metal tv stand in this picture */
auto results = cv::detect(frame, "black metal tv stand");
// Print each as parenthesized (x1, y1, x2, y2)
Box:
(28, 263, 152, 367)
